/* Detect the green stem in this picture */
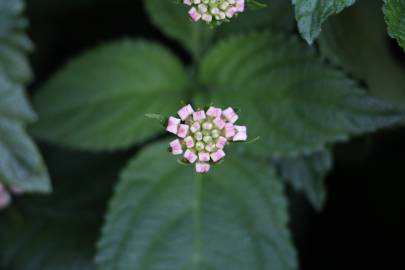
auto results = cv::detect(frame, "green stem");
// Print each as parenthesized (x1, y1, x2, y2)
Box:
(192, 23, 202, 62)
(192, 173, 203, 270)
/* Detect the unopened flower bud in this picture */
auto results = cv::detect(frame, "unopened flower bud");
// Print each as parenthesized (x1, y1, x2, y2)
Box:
(184, 0, 246, 24)
(166, 104, 247, 173)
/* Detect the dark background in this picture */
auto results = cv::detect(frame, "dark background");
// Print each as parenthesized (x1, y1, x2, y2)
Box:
(26, 0, 405, 269)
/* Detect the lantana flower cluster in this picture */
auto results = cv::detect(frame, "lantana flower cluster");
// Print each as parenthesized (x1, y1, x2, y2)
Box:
(166, 104, 247, 173)
(183, 0, 245, 24)
(0, 183, 24, 210)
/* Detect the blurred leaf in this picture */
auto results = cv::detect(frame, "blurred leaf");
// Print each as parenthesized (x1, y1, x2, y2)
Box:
(216, 0, 295, 37)
(0, 212, 97, 270)
(0, 147, 125, 270)
(0, 0, 50, 193)
(145, 0, 294, 59)
(384, 0, 405, 51)
(144, 0, 213, 60)
(278, 149, 333, 211)
(320, 0, 405, 104)
(32, 40, 188, 151)
(96, 141, 297, 270)
(199, 31, 405, 159)
(247, 0, 267, 10)
(292, 0, 356, 44)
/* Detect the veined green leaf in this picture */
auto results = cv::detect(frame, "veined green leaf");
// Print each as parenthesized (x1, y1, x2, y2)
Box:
(320, 0, 405, 104)
(96, 141, 297, 270)
(384, 0, 405, 51)
(278, 149, 332, 211)
(292, 0, 355, 44)
(199, 32, 405, 159)
(0, 0, 50, 193)
(31, 40, 188, 151)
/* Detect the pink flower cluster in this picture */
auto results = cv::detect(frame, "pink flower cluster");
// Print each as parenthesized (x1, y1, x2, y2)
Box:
(167, 104, 247, 173)
(183, 0, 245, 24)
(0, 183, 24, 210)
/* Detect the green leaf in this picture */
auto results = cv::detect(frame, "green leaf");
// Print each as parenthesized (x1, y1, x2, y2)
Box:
(199, 31, 405, 159)
(216, 0, 295, 37)
(144, 0, 295, 59)
(0, 0, 50, 193)
(144, 0, 213, 60)
(0, 147, 126, 270)
(278, 150, 332, 211)
(292, 0, 356, 44)
(0, 117, 50, 192)
(247, 0, 267, 10)
(384, 0, 405, 51)
(96, 141, 297, 270)
(319, 0, 405, 104)
(0, 0, 33, 83)
(31, 40, 188, 151)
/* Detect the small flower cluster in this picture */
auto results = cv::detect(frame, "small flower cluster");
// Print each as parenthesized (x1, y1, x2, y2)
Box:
(166, 104, 247, 173)
(0, 183, 24, 210)
(183, 0, 245, 24)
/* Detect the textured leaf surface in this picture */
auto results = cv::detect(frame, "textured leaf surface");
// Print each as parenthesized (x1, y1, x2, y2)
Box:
(0, 147, 126, 270)
(384, 0, 405, 50)
(320, 0, 405, 104)
(32, 40, 188, 151)
(145, 0, 212, 60)
(96, 141, 297, 270)
(292, 0, 355, 44)
(0, 0, 50, 192)
(199, 32, 405, 158)
(279, 150, 332, 211)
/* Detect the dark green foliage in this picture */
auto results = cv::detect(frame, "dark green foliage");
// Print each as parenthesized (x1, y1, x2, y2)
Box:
(0, 0, 50, 192)
(292, 0, 355, 44)
(96, 141, 297, 270)
(0, 148, 126, 270)
(278, 150, 332, 211)
(384, 0, 405, 50)
(31, 41, 188, 150)
(320, 0, 405, 104)
(1, 0, 405, 269)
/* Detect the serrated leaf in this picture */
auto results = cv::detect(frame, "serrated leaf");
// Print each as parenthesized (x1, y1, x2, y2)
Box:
(31, 40, 188, 151)
(292, 0, 355, 44)
(199, 32, 405, 159)
(320, 0, 405, 104)
(144, 0, 213, 60)
(0, 0, 50, 193)
(0, 147, 126, 270)
(96, 141, 297, 270)
(0, 117, 50, 192)
(0, 0, 33, 82)
(278, 149, 332, 211)
(384, 0, 405, 51)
